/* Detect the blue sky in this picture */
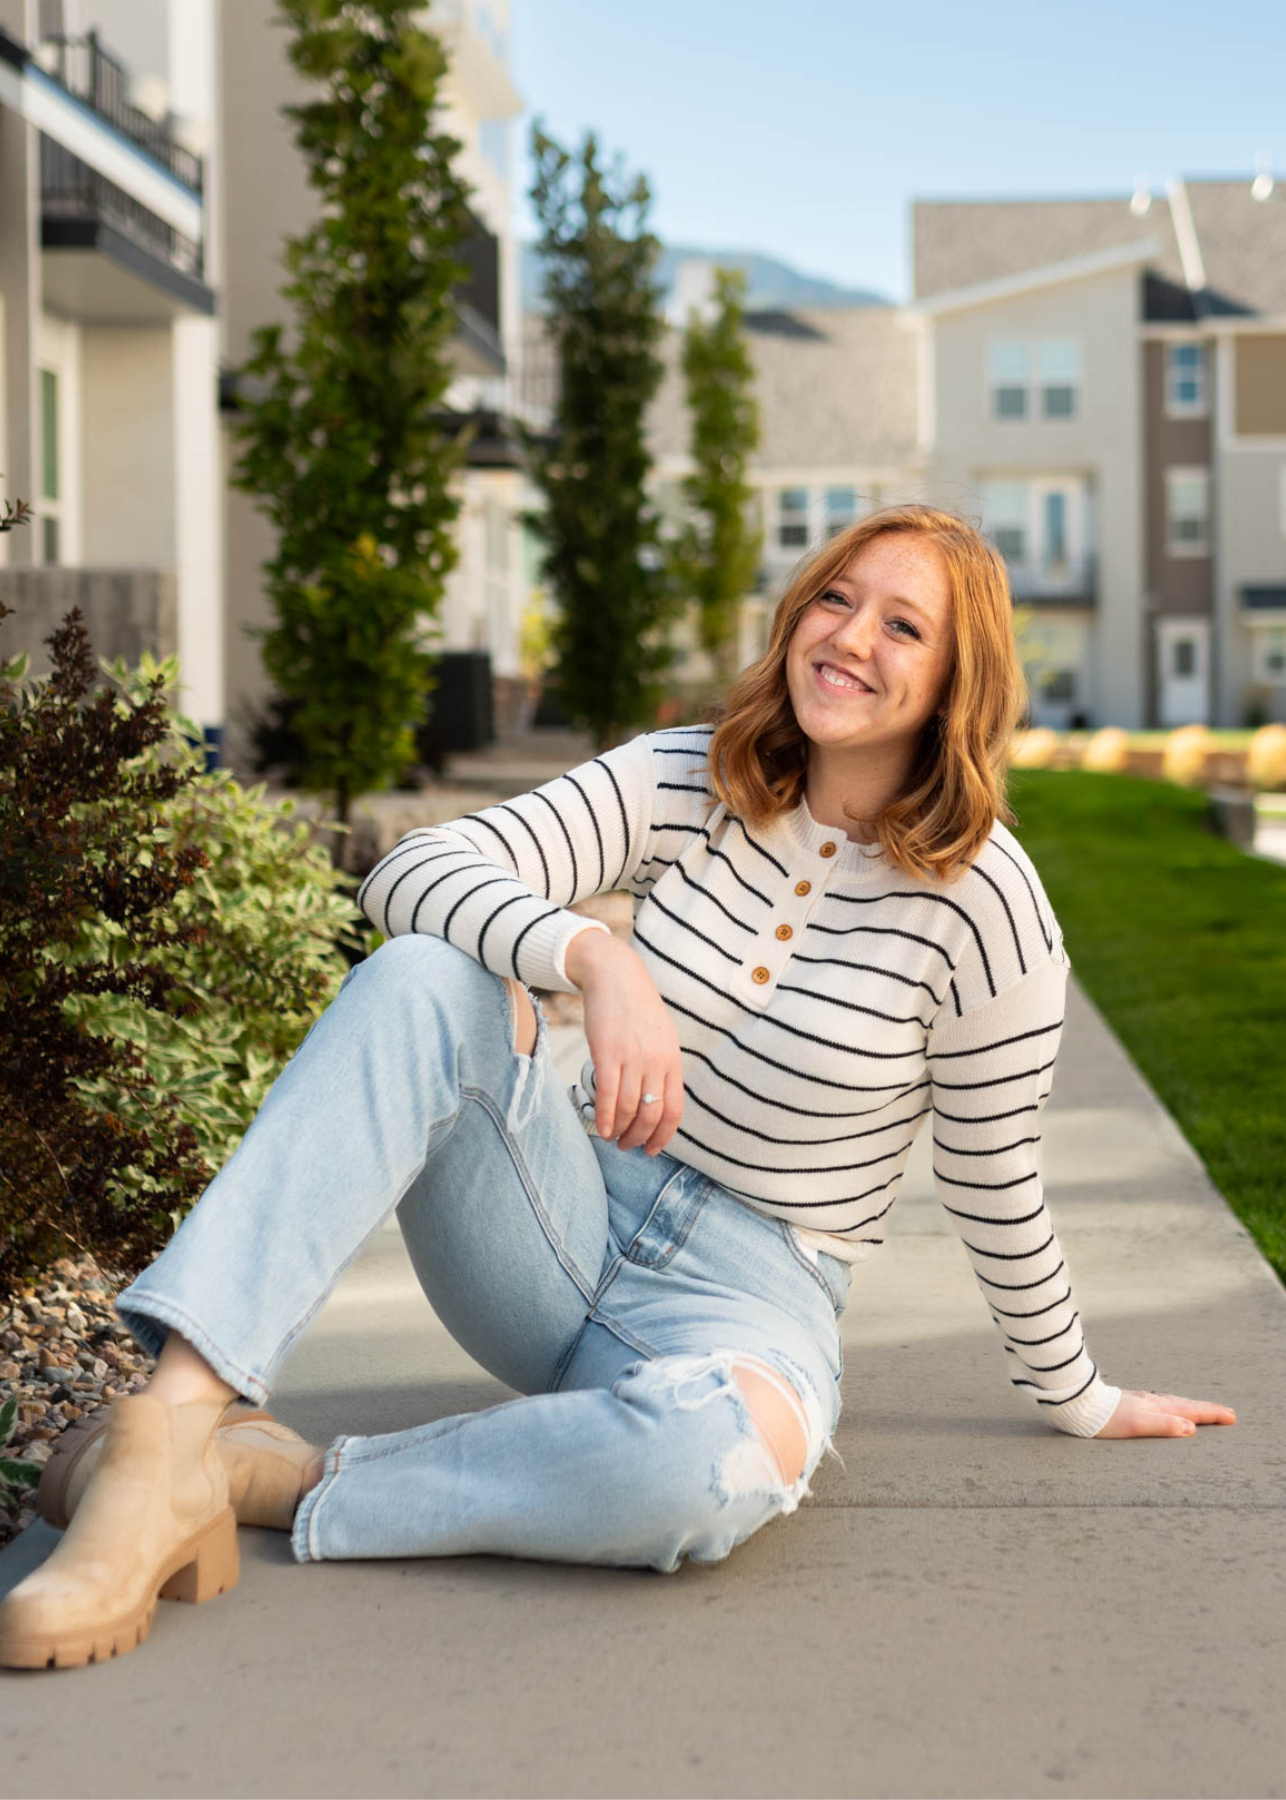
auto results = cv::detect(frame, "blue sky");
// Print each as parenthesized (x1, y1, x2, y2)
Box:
(508, 0, 1286, 302)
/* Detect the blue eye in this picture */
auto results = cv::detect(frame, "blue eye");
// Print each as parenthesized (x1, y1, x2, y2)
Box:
(818, 592, 921, 639)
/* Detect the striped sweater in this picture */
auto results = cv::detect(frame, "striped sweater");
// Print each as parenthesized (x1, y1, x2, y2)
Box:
(358, 723, 1121, 1438)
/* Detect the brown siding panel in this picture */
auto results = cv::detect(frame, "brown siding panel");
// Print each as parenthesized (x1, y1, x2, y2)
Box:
(1234, 335, 1286, 435)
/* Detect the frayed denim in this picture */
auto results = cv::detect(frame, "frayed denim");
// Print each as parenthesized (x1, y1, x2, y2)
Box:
(117, 936, 850, 1573)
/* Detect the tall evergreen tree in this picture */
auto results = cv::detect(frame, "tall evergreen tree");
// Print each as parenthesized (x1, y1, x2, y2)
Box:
(229, 0, 472, 842)
(672, 266, 763, 687)
(524, 127, 676, 749)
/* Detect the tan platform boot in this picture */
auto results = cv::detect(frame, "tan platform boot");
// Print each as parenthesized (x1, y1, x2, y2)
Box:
(0, 1394, 236, 1670)
(38, 1401, 322, 1535)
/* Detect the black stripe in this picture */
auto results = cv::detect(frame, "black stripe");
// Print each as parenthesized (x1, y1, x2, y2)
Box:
(477, 892, 528, 966)
(927, 1016, 1063, 1061)
(442, 874, 518, 945)
(809, 920, 959, 970)
(686, 1080, 932, 1146)
(1000, 1312, 1081, 1348)
(821, 888, 996, 997)
(975, 1261, 1067, 1292)
(399, 857, 485, 937)
(972, 859, 1026, 976)
(792, 950, 946, 1004)
(532, 789, 579, 894)
(460, 812, 520, 872)
(1005, 1342, 1084, 1373)
(374, 844, 466, 934)
(938, 1198, 1045, 1223)
(730, 816, 790, 880)
(933, 1133, 1041, 1157)
(635, 925, 926, 1060)
(934, 1170, 1040, 1193)
(672, 1122, 906, 1197)
(564, 772, 606, 890)
(510, 905, 561, 981)
(663, 857, 756, 934)
(681, 1044, 933, 1118)
(643, 891, 741, 965)
(592, 754, 635, 889)
(930, 1056, 1057, 1092)
(991, 836, 1054, 953)
(498, 803, 551, 898)
(775, 981, 933, 1030)
(960, 1231, 1056, 1262)
(663, 996, 921, 1093)
(988, 1287, 1073, 1320)
(1034, 1364, 1099, 1406)
(932, 1092, 1051, 1125)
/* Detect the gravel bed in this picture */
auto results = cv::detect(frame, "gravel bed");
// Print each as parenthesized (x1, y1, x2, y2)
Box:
(1, 1257, 154, 1551)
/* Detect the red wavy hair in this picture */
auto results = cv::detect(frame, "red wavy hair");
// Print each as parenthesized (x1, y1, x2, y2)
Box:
(702, 504, 1027, 885)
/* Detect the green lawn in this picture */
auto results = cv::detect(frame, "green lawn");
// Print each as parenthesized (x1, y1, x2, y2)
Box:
(1006, 769, 1286, 1285)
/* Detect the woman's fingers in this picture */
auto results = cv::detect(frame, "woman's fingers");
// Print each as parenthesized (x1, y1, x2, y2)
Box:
(1096, 1388, 1238, 1438)
(644, 1079, 684, 1155)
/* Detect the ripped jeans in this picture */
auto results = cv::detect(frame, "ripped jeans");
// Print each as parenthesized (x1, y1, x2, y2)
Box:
(116, 935, 851, 1575)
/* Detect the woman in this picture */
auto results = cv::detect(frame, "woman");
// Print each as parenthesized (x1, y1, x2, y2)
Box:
(0, 504, 1235, 1670)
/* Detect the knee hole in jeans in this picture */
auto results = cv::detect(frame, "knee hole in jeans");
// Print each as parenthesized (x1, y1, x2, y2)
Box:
(503, 976, 538, 1058)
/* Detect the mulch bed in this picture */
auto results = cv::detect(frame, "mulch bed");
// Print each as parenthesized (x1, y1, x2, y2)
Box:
(1, 1257, 154, 1551)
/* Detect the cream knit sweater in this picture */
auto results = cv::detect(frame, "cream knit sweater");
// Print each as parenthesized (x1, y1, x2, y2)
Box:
(358, 723, 1121, 1438)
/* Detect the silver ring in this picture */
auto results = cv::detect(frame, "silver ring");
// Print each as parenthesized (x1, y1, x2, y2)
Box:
(641, 1092, 660, 1105)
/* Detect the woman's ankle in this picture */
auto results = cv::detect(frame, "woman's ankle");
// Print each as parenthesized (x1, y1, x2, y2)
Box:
(143, 1330, 238, 1410)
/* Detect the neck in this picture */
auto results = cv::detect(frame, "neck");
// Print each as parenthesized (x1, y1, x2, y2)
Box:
(804, 740, 916, 843)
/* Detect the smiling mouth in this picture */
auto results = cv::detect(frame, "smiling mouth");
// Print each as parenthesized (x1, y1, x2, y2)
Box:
(814, 661, 875, 695)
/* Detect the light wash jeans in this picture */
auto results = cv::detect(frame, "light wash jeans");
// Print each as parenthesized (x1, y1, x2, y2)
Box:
(117, 935, 851, 1574)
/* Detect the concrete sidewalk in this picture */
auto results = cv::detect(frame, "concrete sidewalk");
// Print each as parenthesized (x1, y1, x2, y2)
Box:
(2, 978, 1283, 1799)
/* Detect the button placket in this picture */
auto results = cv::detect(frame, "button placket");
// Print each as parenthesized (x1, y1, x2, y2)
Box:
(742, 846, 837, 997)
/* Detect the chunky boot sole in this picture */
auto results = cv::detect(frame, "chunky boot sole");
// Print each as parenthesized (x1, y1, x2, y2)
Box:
(0, 1506, 239, 1670)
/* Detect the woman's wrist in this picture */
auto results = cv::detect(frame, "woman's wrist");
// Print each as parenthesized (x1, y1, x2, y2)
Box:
(564, 923, 624, 990)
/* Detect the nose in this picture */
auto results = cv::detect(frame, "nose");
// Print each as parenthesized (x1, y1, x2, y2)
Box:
(830, 602, 877, 661)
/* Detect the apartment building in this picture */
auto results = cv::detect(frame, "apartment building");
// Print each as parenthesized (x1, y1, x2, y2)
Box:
(914, 180, 1286, 728)
(0, 0, 222, 743)
(1, 0, 528, 770)
(646, 301, 925, 684)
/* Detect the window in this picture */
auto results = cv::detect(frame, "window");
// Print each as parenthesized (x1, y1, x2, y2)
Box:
(824, 486, 858, 538)
(1166, 343, 1207, 416)
(39, 367, 60, 566)
(1252, 628, 1286, 684)
(1280, 466, 1286, 537)
(979, 479, 1028, 562)
(1043, 491, 1068, 572)
(1038, 340, 1080, 419)
(777, 488, 809, 548)
(1165, 468, 1210, 555)
(1172, 638, 1197, 678)
(989, 342, 1028, 419)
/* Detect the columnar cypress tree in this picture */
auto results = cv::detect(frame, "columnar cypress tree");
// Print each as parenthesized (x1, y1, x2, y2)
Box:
(524, 127, 676, 749)
(672, 266, 763, 686)
(229, 0, 472, 841)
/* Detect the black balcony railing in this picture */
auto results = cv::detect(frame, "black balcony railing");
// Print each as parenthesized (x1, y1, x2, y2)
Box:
(36, 31, 203, 193)
(41, 134, 204, 277)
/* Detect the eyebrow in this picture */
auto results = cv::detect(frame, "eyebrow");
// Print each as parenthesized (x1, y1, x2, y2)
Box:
(827, 575, 939, 624)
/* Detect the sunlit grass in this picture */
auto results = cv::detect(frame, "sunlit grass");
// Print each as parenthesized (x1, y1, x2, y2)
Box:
(1008, 768, 1286, 1285)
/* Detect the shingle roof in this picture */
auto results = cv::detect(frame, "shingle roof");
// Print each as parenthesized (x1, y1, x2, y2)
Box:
(1183, 179, 1286, 315)
(912, 195, 1187, 301)
(646, 305, 921, 470)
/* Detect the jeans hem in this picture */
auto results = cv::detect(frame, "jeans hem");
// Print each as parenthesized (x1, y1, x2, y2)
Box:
(113, 1289, 269, 1404)
(290, 1435, 351, 1563)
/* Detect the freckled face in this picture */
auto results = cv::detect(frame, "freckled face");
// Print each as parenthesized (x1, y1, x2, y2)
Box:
(784, 533, 955, 758)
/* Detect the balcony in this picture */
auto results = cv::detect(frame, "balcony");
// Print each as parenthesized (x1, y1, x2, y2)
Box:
(0, 24, 213, 320)
(1004, 551, 1097, 608)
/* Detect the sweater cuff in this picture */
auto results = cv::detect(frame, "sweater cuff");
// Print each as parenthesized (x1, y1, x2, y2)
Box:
(1045, 1375, 1122, 1439)
(538, 915, 612, 993)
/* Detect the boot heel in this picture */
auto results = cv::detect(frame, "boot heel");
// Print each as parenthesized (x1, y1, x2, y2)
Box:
(159, 1508, 240, 1605)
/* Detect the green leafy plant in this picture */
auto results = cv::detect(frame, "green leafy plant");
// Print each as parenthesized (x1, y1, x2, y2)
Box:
(0, 605, 374, 1297)
(228, 0, 473, 846)
(523, 126, 679, 749)
(669, 266, 763, 687)
(0, 1397, 40, 1502)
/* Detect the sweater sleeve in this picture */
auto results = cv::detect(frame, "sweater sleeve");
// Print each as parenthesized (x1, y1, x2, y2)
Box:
(356, 731, 657, 993)
(925, 947, 1121, 1438)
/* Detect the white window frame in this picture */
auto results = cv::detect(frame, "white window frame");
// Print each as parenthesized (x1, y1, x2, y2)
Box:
(1251, 625, 1286, 686)
(1037, 339, 1082, 421)
(987, 340, 1029, 421)
(1279, 465, 1286, 538)
(776, 487, 810, 550)
(1165, 341, 1208, 418)
(1164, 467, 1210, 557)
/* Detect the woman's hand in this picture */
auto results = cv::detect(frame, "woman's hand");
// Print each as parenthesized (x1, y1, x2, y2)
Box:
(565, 929, 684, 1156)
(1093, 1388, 1237, 1438)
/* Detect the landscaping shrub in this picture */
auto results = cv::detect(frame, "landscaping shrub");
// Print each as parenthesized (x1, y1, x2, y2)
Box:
(0, 605, 374, 1298)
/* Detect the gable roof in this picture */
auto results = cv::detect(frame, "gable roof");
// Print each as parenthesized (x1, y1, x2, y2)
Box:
(646, 305, 922, 471)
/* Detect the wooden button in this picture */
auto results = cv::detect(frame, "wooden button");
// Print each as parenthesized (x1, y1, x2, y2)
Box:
(820, 841, 837, 858)
(795, 880, 811, 896)
(775, 923, 793, 941)
(752, 965, 771, 984)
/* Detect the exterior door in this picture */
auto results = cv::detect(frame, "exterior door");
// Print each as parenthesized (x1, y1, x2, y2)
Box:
(1156, 618, 1210, 726)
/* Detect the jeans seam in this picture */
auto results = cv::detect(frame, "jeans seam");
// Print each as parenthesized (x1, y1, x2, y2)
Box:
(777, 1220, 843, 1308)
(624, 1174, 713, 1269)
(459, 1083, 598, 1306)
